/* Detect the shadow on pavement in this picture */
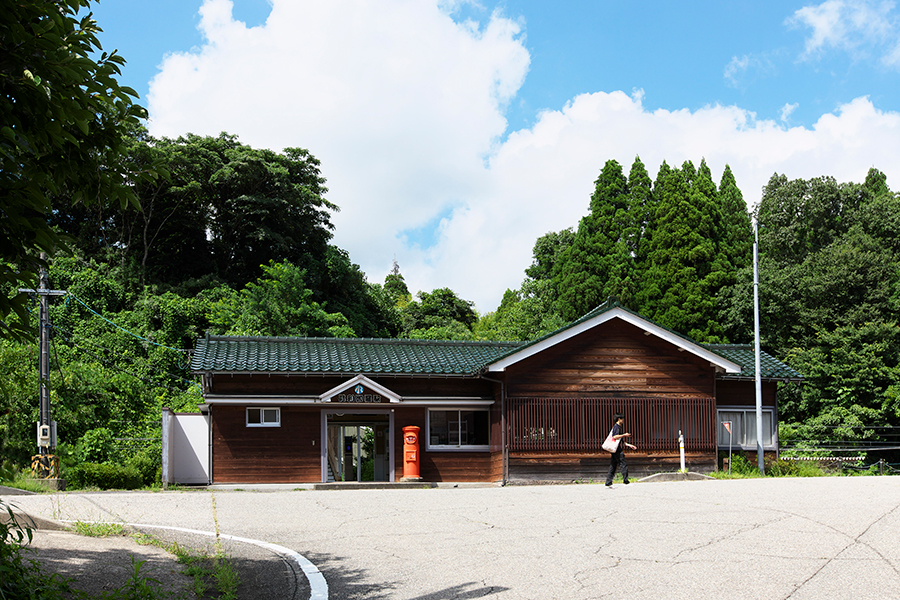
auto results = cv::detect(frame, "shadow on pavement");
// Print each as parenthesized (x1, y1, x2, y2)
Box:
(310, 551, 509, 599)
(27, 528, 310, 600)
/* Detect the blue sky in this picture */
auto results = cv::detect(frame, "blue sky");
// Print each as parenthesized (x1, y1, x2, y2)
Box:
(93, 1, 899, 127)
(87, 0, 900, 311)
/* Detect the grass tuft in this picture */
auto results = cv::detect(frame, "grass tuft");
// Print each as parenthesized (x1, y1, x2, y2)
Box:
(74, 521, 127, 537)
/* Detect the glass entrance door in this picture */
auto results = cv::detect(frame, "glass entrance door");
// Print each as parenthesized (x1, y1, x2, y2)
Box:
(325, 413, 391, 482)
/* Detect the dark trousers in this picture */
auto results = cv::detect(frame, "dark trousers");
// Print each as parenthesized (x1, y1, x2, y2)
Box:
(606, 450, 628, 484)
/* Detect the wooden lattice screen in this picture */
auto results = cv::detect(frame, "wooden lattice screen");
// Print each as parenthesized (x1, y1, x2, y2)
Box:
(507, 397, 717, 452)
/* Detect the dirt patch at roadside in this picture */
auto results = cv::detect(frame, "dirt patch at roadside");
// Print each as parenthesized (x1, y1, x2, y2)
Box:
(26, 529, 194, 598)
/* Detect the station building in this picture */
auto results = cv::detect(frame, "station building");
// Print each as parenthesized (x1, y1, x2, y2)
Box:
(187, 301, 802, 484)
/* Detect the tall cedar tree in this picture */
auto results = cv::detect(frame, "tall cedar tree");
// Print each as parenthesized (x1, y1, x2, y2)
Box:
(623, 157, 653, 307)
(638, 161, 729, 342)
(714, 164, 755, 342)
(554, 159, 632, 320)
(717, 165, 753, 271)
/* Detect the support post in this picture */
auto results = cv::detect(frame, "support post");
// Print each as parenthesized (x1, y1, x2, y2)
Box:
(161, 407, 171, 490)
(728, 424, 733, 477)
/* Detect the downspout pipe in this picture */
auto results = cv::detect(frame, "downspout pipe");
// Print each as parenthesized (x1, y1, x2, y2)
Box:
(479, 373, 507, 486)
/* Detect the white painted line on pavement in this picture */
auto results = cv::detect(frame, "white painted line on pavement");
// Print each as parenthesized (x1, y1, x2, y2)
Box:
(87, 522, 328, 600)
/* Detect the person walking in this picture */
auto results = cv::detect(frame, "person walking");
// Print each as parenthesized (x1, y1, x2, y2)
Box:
(606, 414, 636, 487)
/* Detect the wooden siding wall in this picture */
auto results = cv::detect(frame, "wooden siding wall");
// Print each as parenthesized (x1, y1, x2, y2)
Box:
(212, 405, 321, 483)
(392, 407, 502, 482)
(716, 380, 778, 407)
(504, 321, 717, 399)
(212, 404, 503, 484)
(209, 374, 494, 398)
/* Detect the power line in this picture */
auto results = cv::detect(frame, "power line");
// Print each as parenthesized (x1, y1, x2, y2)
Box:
(50, 323, 196, 387)
(63, 293, 191, 354)
(50, 326, 199, 394)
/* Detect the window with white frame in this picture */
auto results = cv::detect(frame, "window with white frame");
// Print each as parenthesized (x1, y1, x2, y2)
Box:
(428, 409, 490, 450)
(246, 407, 280, 427)
(717, 407, 774, 448)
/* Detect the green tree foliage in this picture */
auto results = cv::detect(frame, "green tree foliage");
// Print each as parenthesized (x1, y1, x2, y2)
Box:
(717, 165, 753, 272)
(1, 0, 149, 340)
(51, 132, 336, 290)
(509, 157, 748, 342)
(738, 170, 898, 353)
(780, 322, 900, 427)
(638, 160, 730, 341)
(524, 229, 575, 283)
(477, 280, 567, 341)
(401, 288, 478, 340)
(778, 322, 900, 458)
(0, 254, 205, 466)
(478, 229, 572, 341)
(626, 156, 654, 271)
(313, 246, 399, 338)
(555, 160, 635, 320)
(720, 167, 900, 458)
(209, 260, 354, 338)
(384, 259, 412, 306)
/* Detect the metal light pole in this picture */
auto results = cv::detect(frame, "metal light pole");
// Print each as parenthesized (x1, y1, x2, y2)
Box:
(753, 220, 764, 475)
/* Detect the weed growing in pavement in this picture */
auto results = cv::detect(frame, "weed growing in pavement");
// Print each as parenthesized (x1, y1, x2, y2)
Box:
(1, 502, 176, 600)
(75, 520, 127, 537)
(213, 550, 240, 600)
(131, 516, 241, 600)
(2, 499, 239, 600)
(96, 556, 186, 600)
(137, 537, 240, 600)
(1, 501, 73, 599)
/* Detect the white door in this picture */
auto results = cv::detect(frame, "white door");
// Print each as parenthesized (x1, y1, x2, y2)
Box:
(172, 413, 210, 484)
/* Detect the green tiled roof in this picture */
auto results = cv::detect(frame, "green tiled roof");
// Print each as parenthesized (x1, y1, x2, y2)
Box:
(703, 344, 803, 381)
(191, 305, 803, 382)
(191, 335, 523, 375)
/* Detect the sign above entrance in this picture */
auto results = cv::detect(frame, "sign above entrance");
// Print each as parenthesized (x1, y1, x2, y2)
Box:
(319, 374, 402, 404)
(334, 386, 383, 403)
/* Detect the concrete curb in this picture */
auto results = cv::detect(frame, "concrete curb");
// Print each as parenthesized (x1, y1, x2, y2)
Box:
(1, 509, 70, 531)
(124, 523, 327, 600)
(637, 471, 715, 482)
(0, 484, 37, 496)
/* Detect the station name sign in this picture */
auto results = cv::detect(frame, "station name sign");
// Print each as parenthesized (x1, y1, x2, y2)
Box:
(332, 383, 383, 403)
(334, 393, 383, 403)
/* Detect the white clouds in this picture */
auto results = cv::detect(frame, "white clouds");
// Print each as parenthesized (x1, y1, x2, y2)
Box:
(723, 54, 777, 88)
(455, 92, 900, 308)
(148, 0, 900, 312)
(787, 0, 900, 66)
(780, 102, 800, 121)
(724, 55, 752, 88)
(148, 0, 530, 302)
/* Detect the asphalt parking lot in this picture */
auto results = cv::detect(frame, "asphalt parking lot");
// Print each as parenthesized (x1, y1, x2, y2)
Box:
(8, 476, 900, 600)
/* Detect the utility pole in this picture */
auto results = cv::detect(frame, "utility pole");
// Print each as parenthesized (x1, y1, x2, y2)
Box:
(753, 220, 765, 475)
(19, 253, 67, 477)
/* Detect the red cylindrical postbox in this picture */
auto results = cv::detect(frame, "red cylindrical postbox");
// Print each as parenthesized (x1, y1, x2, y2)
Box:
(401, 425, 422, 481)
